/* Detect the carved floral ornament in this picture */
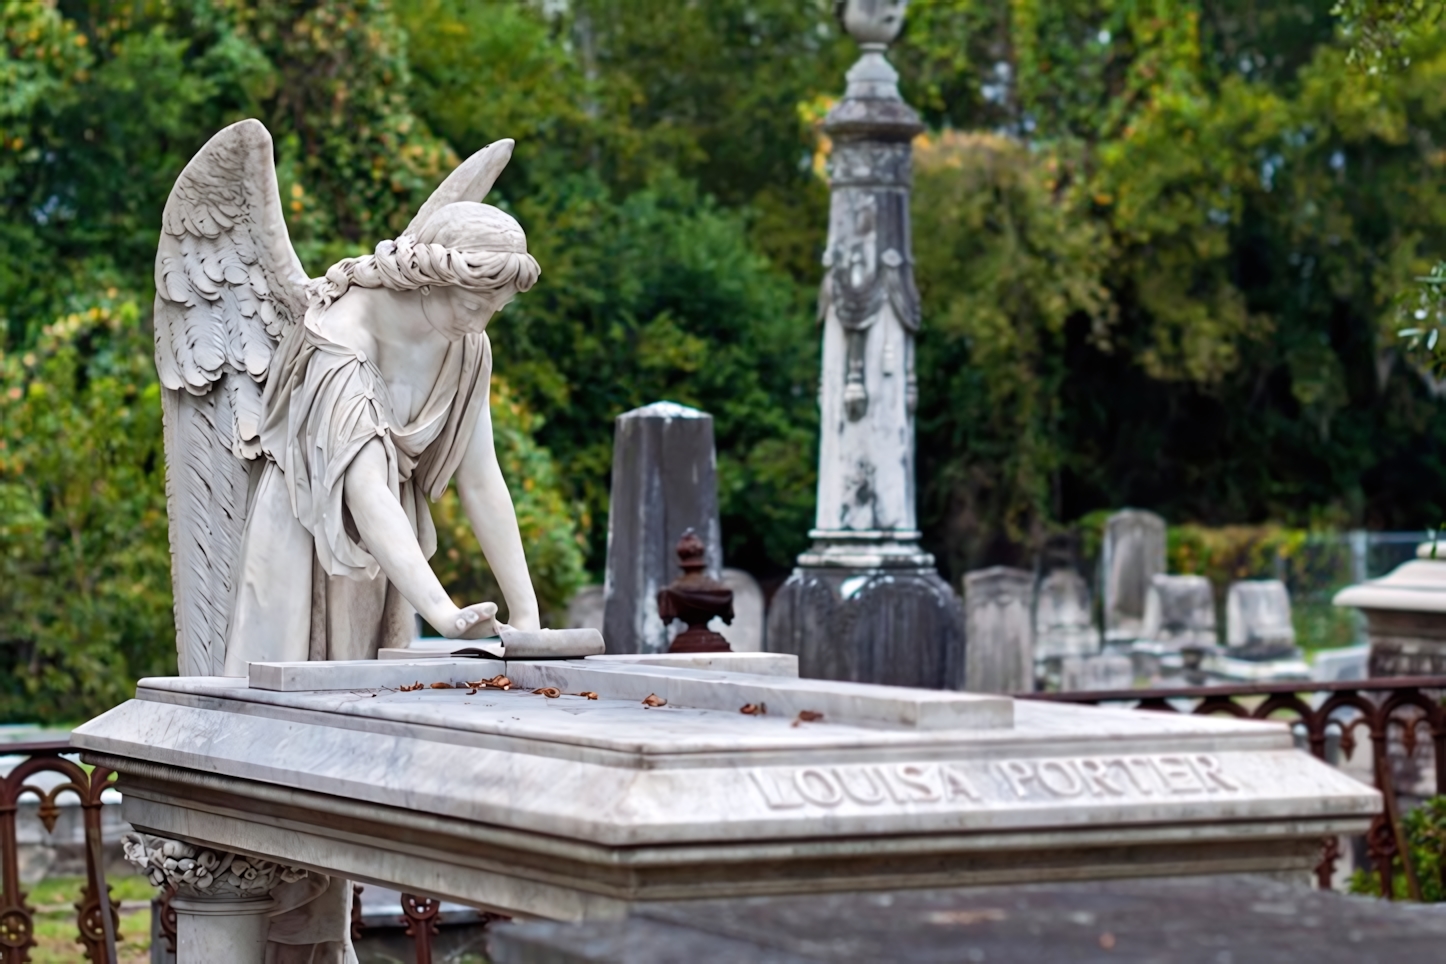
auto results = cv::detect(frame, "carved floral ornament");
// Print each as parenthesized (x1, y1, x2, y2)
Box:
(123, 833, 307, 899)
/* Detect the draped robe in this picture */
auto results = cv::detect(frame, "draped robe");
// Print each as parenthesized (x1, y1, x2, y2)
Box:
(222, 315, 491, 961)
(226, 316, 490, 674)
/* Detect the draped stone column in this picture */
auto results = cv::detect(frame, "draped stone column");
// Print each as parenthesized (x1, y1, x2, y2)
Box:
(768, 0, 965, 688)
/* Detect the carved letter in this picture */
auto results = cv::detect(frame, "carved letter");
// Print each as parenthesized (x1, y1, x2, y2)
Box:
(1120, 758, 1160, 796)
(795, 768, 844, 807)
(750, 770, 804, 810)
(1037, 760, 1084, 798)
(1191, 755, 1240, 793)
(942, 764, 982, 802)
(896, 765, 941, 802)
(1077, 759, 1125, 797)
(997, 761, 1037, 798)
(835, 767, 886, 805)
(1156, 756, 1204, 794)
(873, 765, 910, 804)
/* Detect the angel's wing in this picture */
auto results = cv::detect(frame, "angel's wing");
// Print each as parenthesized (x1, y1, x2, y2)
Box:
(152, 119, 310, 676)
(403, 138, 514, 236)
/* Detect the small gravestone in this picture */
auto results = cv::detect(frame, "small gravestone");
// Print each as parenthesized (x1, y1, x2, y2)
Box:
(1226, 580, 1297, 658)
(1141, 574, 1217, 648)
(963, 567, 1035, 693)
(1059, 652, 1134, 692)
(716, 570, 765, 652)
(1034, 568, 1101, 661)
(1102, 510, 1167, 644)
(602, 402, 722, 654)
(565, 585, 605, 632)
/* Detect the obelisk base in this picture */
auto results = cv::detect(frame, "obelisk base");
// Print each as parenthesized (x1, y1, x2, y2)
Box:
(767, 535, 964, 689)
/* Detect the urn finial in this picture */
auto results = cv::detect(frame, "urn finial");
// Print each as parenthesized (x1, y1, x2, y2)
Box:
(658, 529, 734, 653)
(835, 0, 910, 48)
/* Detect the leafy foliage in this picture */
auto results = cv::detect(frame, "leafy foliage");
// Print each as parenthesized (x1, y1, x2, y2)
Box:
(1350, 794, 1446, 901)
(7, 0, 1446, 719)
(0, 300, 170, 721)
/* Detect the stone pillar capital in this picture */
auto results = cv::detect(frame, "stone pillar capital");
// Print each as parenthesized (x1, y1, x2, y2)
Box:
(123, 832, 308, 899)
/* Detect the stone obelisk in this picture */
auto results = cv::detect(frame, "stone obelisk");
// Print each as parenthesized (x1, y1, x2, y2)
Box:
(767, 0, 964, 689)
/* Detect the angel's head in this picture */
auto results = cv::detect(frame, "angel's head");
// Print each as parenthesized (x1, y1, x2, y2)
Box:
(308, 201, 540, 337)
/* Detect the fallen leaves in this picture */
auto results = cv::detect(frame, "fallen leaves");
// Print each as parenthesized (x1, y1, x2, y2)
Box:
(641, 693, 667, 707)
(740, 703, 767, 715)
(532, 687, 562, 699)
(791, 710, 824, 727)
(429, 682, 453, 689)
(399, 682, 423, 692)
(580, 691, 599, 700)
(464, 675, 512, 695)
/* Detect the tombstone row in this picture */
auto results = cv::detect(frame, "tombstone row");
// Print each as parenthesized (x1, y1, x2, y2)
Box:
(961, 509, 1305, 693)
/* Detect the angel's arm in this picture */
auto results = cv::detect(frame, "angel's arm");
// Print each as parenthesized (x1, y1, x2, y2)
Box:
(345, 440, 497, 638)
(453, 394, 543, 632)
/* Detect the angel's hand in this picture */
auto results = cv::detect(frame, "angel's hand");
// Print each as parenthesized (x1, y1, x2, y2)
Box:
(442, 602, 500, 640)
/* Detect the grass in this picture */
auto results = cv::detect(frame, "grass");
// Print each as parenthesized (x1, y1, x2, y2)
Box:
(18, 876, 155, 963)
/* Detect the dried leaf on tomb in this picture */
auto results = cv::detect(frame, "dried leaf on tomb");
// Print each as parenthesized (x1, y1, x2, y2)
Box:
(399, 682, 423, 692)
(642, 694, 667, 707)
(792, 710, 823, 726)
(740, 703, 766, 715)
(491, 675, 512, 690)
(580, 691, 598, 700)
(430, 682, 453, 689)
(533, 687, 562, 698)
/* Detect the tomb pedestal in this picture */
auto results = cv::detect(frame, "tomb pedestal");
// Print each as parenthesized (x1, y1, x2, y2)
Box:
(76, 652, 1377, 929)
(1334, 557, 1446, 676)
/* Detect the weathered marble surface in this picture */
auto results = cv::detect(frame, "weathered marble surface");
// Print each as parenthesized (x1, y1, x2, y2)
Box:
(1102, 510, 1167, 644)
(962, 567, 1034, 694)
(603, 403, 723, 655)
(1140, 574, 1217, 648)
(1033, 567, 1100, 662)
(716, 569, 765, 652)
(74, 657, 1376, 921)
(1226, 579, 1296, 652)
(1334, 559, 1446, 675)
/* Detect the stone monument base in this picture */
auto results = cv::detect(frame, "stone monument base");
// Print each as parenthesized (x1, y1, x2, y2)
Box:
(767, 563, 964, 689)
(75, 652, 1375, 937)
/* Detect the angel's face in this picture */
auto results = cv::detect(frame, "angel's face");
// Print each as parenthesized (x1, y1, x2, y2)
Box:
(420, 285, 517, 339)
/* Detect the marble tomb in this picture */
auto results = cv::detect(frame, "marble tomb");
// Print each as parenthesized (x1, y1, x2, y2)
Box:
(76, 651, 1376, 961)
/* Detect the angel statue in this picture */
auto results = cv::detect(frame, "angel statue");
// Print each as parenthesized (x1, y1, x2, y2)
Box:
(153, 117, 544, 957)
(155, 118, 542, 682)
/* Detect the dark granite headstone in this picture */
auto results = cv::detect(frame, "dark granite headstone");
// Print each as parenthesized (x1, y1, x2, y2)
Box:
(601, 402, 722, 654)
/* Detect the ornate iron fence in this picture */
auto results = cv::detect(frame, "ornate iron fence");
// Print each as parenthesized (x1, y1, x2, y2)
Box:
(1023, 675, 1446, 900)
(0, 739, 118, 963)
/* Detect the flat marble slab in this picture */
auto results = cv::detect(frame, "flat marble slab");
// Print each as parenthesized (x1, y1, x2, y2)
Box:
(246, 657, 1011, 730)
(72, 660, 1380, 919)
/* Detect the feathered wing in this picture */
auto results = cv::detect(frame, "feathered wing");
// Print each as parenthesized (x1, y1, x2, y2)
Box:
(153, 119, 310, 676)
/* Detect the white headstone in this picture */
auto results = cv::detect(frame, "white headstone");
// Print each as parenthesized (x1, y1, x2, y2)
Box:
(1060, 652, 1134, 692)
(1141, 574, 1217, 648)
(1033, 568, 1101, 661)
(1102, 510, 1167, 644)
(963, 567, 1035, 693)
(712, 569, 764, 652)
(1225, 580, 1295, 649)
